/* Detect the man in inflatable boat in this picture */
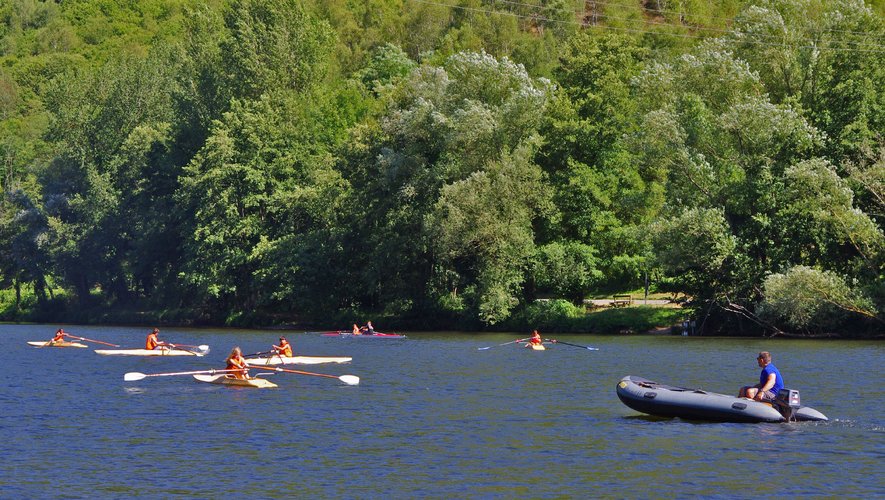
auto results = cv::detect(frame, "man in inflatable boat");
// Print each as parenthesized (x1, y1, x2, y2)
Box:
(738, 351, 783, 401)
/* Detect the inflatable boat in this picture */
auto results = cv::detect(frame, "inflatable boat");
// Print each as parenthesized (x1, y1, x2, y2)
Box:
(616, 375, 828, 423)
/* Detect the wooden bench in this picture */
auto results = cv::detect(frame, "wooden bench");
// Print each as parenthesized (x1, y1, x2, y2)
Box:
(611, 294, 632, 308)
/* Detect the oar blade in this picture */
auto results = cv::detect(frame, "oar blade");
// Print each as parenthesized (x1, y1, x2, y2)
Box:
(124, 372, 147, 382)
(197, 344, 210, 354)
(339, 375, 360, 386)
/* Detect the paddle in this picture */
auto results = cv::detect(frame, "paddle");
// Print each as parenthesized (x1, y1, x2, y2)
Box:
(246, 350, 274, 358)
(247, 365, 360, 385)
(545, 339, 599, 350)
(124, 368, 244, 382)
(63, 334, 120, 347)
(477, 338, 529, 350)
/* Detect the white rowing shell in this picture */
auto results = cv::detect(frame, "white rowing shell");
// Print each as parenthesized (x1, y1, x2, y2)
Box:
(28, 341, 88, 348)
(193, 374, 277, 388)
(94, 348, 204, 357)
(245, 355, 352, 366)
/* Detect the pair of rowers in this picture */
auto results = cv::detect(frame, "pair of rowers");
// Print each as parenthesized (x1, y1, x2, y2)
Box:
(224, 336, 293, 380)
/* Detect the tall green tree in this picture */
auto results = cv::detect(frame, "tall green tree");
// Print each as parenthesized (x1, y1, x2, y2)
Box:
(339, 50, 552, 323)
(728, 0, 885, 161)
(220, 0, 336, 100)
(538, 33, 654, 291)
(39, 52, 177, 305)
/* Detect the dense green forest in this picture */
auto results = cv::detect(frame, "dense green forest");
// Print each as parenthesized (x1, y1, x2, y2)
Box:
(0, 0, 882, 336)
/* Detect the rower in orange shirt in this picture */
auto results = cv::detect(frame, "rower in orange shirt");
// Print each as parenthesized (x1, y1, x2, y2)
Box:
(50, 328, 66, 344)
(226, 346, 249, 380)
(352, 323, 361, 335)
(145, 328, 167, 350)
(272, 336, 293, 357)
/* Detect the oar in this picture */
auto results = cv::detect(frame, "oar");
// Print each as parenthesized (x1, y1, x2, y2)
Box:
(63, 334, 120, 347)
(166, 344, 210, 355)
(248, 365, 360, 385)
(246, 350, 274, 358)
(124, 368, 244, 382)
(546, 339, 599, 350)
(478, 338, 529, 350)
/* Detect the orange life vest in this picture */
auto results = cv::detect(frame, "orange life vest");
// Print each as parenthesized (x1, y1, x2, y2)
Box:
(277, 342, 293, 357)
(146, 333, 158, 350)
(226, 355, 248, 379)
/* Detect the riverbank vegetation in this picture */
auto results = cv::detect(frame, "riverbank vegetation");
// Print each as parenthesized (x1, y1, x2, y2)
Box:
(1, 0, 882, 336)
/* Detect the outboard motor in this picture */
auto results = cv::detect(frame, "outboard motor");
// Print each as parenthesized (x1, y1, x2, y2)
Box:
(773, 389, 802, 421)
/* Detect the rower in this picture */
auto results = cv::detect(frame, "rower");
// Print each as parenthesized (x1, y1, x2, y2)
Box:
(50, 328, 66, 344)
(272, 336, 293, 357)
(145, 328, 167, 350)
(352, 324, 361, 335)
(526, 329, 542, 347)
(226, 346, 249, 380)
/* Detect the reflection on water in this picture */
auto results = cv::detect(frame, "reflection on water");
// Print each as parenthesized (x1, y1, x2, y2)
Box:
(1, 324, 882, 497)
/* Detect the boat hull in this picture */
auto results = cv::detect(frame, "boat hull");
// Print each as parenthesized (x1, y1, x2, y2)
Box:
(193, 374, 277, 388)
(322, 332, 406, 339)
(28, 341, 88, 348)
(524, 343, 546, 350)
(616, 375, 827, 423)
(95, 348, 204, 357)
(245, 355, 352, 365)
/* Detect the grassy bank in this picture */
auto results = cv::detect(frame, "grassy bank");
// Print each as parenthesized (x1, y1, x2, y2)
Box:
(503, 300, 686, 334)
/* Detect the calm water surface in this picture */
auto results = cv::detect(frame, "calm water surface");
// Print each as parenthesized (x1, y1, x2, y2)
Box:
(1, 324, 882, 498)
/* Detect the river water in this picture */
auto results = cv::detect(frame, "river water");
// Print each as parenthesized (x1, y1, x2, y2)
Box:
(1, 324, 882, 498)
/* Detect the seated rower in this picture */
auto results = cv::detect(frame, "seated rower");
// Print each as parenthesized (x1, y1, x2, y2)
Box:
(352, 323, 361, 335)
(526, 329, 542, 347)
(145, 328, 170, 350)
(226, 346, 249, 380)
(272, 336, 293, 357)
(50, 328, 66, 344)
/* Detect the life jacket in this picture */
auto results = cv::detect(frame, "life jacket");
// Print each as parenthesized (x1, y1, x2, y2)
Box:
(227, 355, 248, 378)
(278, 342, 293, 357)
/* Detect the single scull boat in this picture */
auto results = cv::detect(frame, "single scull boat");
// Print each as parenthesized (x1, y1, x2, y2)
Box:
(28, 341, 88, 348)
(245, 355, 352, 366)
(95, 347, 206, 357)
(193, 374, 278, 388)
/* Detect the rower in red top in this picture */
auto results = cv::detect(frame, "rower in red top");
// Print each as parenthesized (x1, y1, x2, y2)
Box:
(226, 346, 249, 380)
(145, 328, 166, 350)
(50, 328, 66, 344)
(272, 336, 293, 357)
(527, 329, 542, 347)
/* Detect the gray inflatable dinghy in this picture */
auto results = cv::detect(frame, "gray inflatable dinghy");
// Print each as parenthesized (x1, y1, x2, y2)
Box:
(616, 375, 828, 423)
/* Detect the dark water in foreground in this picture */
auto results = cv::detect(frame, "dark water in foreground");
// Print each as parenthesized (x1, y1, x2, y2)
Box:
(1, 324, 882, 498)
